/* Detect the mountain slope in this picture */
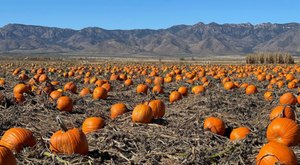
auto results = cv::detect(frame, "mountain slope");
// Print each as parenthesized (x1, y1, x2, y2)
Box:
(1, 23, 300, 55)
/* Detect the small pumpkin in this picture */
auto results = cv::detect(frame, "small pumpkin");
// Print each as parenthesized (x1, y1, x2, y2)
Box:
(0, 127, 36, 153)
(136, 84, 148, 94)
(82, 117, 105, 134)
(79, 88, 91, 97)
(263, 91, 273, 101)
(50, 90, 63, 100)
(245, 85, 257, 95)
(256, 142, 297, 165)
(230, 127, 251, 140)
(92, 87, 108, 100)
(145, 100, 165, 118)
(266, 118, 300, 146)
(178, 86, 188, 96)
(204, 117, 225, 136)
(192, 85, 205, 94)
(56, 96, 73, 112)
(124, 79, 133, 86)
(63, 82, 77, 93)
(132, 104, 153, 123)
(269, 105, 295, 121)
(169, 91, 182, 103)
(110, 103, 128, 119)
(152, 85, 164, 94)
(0, 145, 17, 165)
(223, 81, 235, 90)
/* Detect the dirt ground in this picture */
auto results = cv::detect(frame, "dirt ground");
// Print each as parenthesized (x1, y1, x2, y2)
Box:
(0, 60, 300, 164)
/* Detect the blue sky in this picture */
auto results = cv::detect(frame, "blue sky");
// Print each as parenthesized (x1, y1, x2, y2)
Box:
(1, 0, 300, 30)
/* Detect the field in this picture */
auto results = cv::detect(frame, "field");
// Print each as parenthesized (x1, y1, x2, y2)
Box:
(1, 59, 300, 164)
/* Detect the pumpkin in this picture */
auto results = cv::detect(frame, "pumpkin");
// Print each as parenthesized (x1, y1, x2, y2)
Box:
(38, 74, 48, 83)
(256, 142, 297, 165)
(245, 85, 257, 95)
(178, 86, 188, 96)
(132, 104, 153, 123)
(50, 90, 63, 100)
(124, 79, 133, 86)
(269, 105, 295, 121)
(0, 145, 17, 165)
(0, 127, 36, 153)
(204, 117, 225, 135)
(13, 92, 25, 103)
(266, 118, 300, 146)
(63, 82, 77, 93)
(110, 103, 128, 119)
(279, 92, 297, 105)
(263, 91, 273, 101)
(152, 85, 164, 94)
(230, 127, 251, 140)
(92, 87, 108, 100)
(145, 100, 165, 118)
(56, 96, 73, 112)
(101, 83, 112, 92)
(50, 117, 88, 155)
(223, 81, 235, 90)
(82, 117, 105, 134)
(169, 91, 182, 103)
(136, 84, 148, 94)
(13, 84, 28, 94)
(192, 85, 205, 94)
(153, 76, 164, 85)
(79, 88, 91, 97)
(0, 79, 5, 85)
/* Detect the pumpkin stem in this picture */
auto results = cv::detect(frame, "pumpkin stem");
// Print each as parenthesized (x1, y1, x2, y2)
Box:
(56, 116, 68, 132)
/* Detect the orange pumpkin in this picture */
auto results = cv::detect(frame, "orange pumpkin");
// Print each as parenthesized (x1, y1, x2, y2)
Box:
(56, 96, 73, 112)
(266, 118, 300, 146)
(110, 103, 128, 119)
(192, 85, 205, 94)
(178, 86, 188, 96)
(204, 117, 225, 135)
(0, 128, 36, 153)
(50, 90, 63, 100)
(50, 128, 88, 155)
(92, 87, 108, 100)
(269, 105, 295, 121)
(230, 127, 251, 140)
(245, 85, 257, 95)
(101, 83, 111, 92)
(132, 104, 153, 123)
(263, 91, 273, 101)
(124, 79, 133, 86)
(82, 117, 105, 134)
(279, 92, 297, 105)
(79, 88, 91, 97)
(223, 81, 235, 90)
(136, 84, 148, 94)
(0, 145, 17, 165)
(63, 82, 77, 93)
(169, 91, 182, 103)
(145, 100, 165, 118)
(256, 142, 297, 165)
(13, 84, 28, 94)
(152, 85, 164, 94)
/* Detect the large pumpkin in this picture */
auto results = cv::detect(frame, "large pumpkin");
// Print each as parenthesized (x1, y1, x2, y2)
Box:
(0, 145, 17, 165)
(0, 128, 36, 153)
(204, 117, 225, 136)
(269, 105, 295, 121)
(110, 103, 128, 119)
(256, 142, 297, 165)
(82, 117, 105, 134)
(132, 104, 153, 123)
(145, 100, 165, 118)
(266, 118, 299, 146)
(50, 117, 88, 155)
(230, 127, 251, 140)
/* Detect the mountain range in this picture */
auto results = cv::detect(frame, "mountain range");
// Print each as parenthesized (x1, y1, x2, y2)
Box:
(0, 22, 300, 56)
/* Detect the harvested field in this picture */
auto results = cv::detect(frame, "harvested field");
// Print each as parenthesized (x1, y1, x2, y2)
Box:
(0, 60, 300, 164)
